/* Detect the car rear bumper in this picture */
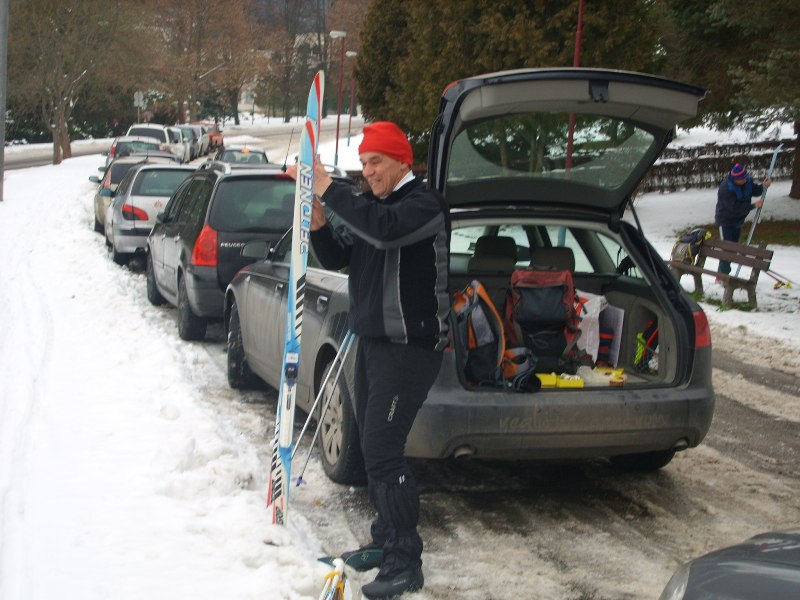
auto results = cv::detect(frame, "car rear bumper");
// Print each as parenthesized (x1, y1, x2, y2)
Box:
(112, 226, 150, 254)
(405, 350, 715, 460)
(185, 265, 224, 318)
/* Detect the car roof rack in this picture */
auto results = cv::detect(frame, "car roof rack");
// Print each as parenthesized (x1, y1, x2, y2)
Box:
(199, 159, 231, 175)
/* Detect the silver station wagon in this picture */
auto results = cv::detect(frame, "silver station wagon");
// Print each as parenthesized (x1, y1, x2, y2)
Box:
(225, 68, 714, 484)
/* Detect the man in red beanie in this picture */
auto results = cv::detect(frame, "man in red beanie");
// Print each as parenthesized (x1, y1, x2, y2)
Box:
(714, 162, 771, 277)
(288, 121, 449, 598)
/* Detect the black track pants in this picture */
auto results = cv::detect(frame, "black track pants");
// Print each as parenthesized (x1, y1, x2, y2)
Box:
(353, 337, 442, 482)
(353, 337, 442, 575)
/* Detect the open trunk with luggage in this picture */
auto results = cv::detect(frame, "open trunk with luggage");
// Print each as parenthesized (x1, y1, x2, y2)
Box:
(448, 218, 687, 393)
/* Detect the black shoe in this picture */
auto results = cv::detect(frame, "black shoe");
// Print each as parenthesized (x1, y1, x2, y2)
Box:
(361, 566, 424, 599)
(340, 544, 383, 572)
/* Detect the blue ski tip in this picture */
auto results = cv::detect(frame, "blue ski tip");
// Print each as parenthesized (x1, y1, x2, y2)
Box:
(294, 476, 307, 487)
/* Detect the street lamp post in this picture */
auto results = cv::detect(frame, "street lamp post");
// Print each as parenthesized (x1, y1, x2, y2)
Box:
(345, 51, 357, 146)
(330, 30, 347, 167)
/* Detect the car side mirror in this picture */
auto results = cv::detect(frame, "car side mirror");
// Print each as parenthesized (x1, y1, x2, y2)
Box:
(100, 188, 113, 197)
(241, 240, 269, 260)
(156, 211, 166, 224)
(89, 175, 100, 183)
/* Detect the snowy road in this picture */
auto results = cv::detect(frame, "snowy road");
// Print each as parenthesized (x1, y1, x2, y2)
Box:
(198, 320, 800, 599)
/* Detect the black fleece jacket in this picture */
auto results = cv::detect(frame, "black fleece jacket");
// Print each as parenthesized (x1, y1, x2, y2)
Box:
(310, 177, 450, 351)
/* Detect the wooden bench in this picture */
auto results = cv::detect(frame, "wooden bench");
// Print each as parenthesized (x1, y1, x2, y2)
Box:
(669, 238, 773, 309)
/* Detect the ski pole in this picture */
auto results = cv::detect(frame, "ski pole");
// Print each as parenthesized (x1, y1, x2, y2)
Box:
(318, 558, 347, 600)
(292, 330, 355, 459)
(295, 334, 356, 485)
(762, 270, 790, 289)
(766, 267, 797, 288)
(736, 143, 783, 277)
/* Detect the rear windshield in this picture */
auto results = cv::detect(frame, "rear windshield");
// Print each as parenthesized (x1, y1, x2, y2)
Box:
(222, 150, 268, 164)
(448, 113, 655, 191)
(128, 127, 166, 143)
(131, 169, 192, 197)
(208, 177, 296, 233)
(117, 140, 159, 157)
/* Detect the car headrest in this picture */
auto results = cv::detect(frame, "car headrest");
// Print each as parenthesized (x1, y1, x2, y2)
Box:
(468, 235, 517, 273)
(530, 247, 575, 271)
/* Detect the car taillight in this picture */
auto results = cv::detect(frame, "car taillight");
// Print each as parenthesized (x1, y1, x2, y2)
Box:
(191, 225, 218, 267)
(121, 204, 148, 221)
(693, 309, 711, 348)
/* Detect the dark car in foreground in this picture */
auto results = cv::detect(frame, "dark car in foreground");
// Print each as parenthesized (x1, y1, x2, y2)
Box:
(146, 162, 299, 340)
(225, 68, 715, 484)
(659, 530, 800, 599)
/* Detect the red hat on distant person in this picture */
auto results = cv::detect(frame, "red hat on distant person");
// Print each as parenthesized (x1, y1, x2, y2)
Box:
(358, 121, 414, 166)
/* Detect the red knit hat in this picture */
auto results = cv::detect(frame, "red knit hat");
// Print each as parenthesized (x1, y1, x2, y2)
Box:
(358, 121, 414, 166)
(730, 163, 747, 178)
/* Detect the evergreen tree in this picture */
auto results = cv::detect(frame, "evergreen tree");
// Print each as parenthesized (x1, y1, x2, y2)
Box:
(663, 0, 800, 197)
(356, 0, 662, 164)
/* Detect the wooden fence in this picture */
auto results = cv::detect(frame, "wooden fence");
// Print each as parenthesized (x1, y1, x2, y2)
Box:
(345, 139, 795, 195)
(641, 139, 795, 193)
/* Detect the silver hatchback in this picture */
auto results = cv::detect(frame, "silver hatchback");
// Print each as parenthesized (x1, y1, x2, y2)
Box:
(104, 163, 195, 264)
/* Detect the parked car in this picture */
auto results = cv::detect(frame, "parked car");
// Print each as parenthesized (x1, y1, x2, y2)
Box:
(146, 162, 352, 341)
(102, 135, 161, 167)
(223, 68, 715, 485)
(214, 145, 269, 165)
(90, 156, 153, 234)
(103, 163, 195, 265)
(191, 124, 210, 156)
(167, 126, 193, 163)
(194, 121, 223, 150)
(178, 125, 200, 160)
(659, 529, 800, 599)
(126, 123, 187, 163)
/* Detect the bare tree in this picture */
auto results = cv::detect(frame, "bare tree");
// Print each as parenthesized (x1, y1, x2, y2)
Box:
(8, 0, 133, 163)
(209, 1, 269, 125)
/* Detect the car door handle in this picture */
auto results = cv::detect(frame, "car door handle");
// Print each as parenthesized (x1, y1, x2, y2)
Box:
(316, 296, 329, 313)
(275, 283, 285, 294)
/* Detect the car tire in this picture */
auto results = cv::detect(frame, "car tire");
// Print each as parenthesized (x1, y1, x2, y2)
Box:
(227, 301, 261, 389)
(146, 253, 166, 306)
(316, 357, 366, 485)
(94, 215, 103, 234)
(177, 275, 207, 341)
(110, 237, 129, 266)
(609, 449, 676, 471)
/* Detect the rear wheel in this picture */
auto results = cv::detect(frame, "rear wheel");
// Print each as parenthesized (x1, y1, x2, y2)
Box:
(110, 237, 129, 265)
(146, 253, 166, 306)
(94, 215, 103, 233)
(177, 275, 206, 341)
(609, 449, 676, 471)
(316, 357, 365, 485)
(227, 301, 261, 389)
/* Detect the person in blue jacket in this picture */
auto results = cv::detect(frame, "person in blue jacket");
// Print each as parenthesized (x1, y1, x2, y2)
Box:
(287, 122, 450, 599)
(714, 162, 771, 276)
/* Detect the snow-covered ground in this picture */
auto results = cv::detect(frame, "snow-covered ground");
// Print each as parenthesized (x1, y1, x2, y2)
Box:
(1, 118, 798, 600)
